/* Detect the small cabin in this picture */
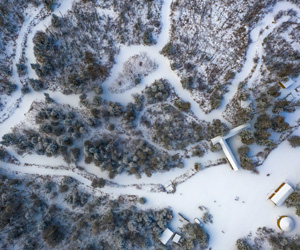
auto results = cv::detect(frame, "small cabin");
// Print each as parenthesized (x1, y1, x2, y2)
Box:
(268, 182, 294, 206)
(159, 228, 174, 245)
(278, 80, 294, 89)
(172, 233, 181, 244)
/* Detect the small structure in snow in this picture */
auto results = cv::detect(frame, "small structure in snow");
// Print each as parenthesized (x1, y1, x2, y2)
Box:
(172, 233, 181, 244)
(277, 216, 295, 232)
(164, 181, 175, 193)
(211, 124, 250, 171)
(159, 228, 174, 245)
(278, 80, 294, 89)
(194, 217, 204, 227)
(268, 181, 294, 206)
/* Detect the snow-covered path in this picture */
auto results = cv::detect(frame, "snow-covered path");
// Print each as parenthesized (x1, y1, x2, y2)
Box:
(101, 0, 215, 122)
(212, 1, 300, 115)
(0, 7, 42, 124)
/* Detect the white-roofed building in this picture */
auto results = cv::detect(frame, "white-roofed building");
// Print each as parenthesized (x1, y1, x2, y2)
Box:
(172, 233, 181, 244)
(159, 228, 174, 245)
(269, 182, 294, 206)
(279, 80, 294, 89)
(211, 124, 250, 171)
(277, 216, 295, 232)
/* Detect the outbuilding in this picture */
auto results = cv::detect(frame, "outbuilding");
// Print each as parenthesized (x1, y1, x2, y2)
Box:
(277, 216, 295, 232)
(269, 182, 294, 206)
(211, 123, 250, 171)
(172, 233, 181, 244)
(278, 80, 294, 89)
(159, 228, 174, 245)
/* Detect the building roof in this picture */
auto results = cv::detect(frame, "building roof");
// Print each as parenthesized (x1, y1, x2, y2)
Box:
(159, 228, 174, 245)
(172, 233, 181, 244)
(219, 138, 240, 171)
(270, 182, 294, 206)
(279, 80, 294, 89)
(278, 216, 295, 232)
(211, 124, 250, 171)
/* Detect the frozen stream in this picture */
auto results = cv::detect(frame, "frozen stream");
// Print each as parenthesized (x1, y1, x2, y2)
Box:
(0, 1, 300, 249)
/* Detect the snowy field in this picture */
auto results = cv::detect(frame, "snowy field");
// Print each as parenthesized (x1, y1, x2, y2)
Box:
(1, 0, 300, 249)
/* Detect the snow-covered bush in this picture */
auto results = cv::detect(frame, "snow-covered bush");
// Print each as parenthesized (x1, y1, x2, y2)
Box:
(238, 146, 255, 171)
(205, 119, 229, 141)
(239, 130, 255, 145)
(288, 136, 300, 148)
(144, 79, 172, 104)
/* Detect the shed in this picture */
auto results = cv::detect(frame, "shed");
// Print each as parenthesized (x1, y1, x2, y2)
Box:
(269, 182, 294, 206)
(279, 80, 294, 89)
(159, 228, 174, 245)
(172, 233, 181, 244)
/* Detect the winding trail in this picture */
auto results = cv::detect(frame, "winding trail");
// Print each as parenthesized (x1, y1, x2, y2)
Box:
(215, 2, 300, 114)
(101, 0, 214, 122)
(0, 0, 299, 189)
(1, 0, 299, 190)
(0, 7, 42, 124)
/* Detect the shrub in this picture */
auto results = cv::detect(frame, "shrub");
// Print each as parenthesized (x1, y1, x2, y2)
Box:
(238, 146, 255, 171)
(206, 119, 229, 140)
(58, 184, 69, 193)
(42, 224, 64, 248)
(238, 146, 250, 155)
(194, 163, 202, 171)
(239, 130, 255, 145)
(91, 178, 106, 188)
(70, 147, 81, 162)
(272, 100, 295, 114)
(254, 113, 271, 130)
(288, 136, 300, 148)
(21, 86, 30, 94)
(139, 197, 146, 204)
(267, 85, 280, 97)
(285, 190, 300, 216)
(174, 98, 191, 112)
(145, 79, 171, 104)
(236, 238, 255, 250)
(192, 146, 205, 157)
(271, 115, 289, 132)
(29, 79, 44, 91)
(181, 223, 210, 249)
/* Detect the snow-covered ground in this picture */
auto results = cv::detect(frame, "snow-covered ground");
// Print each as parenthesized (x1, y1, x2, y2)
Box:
(0, 0, 300, 249)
